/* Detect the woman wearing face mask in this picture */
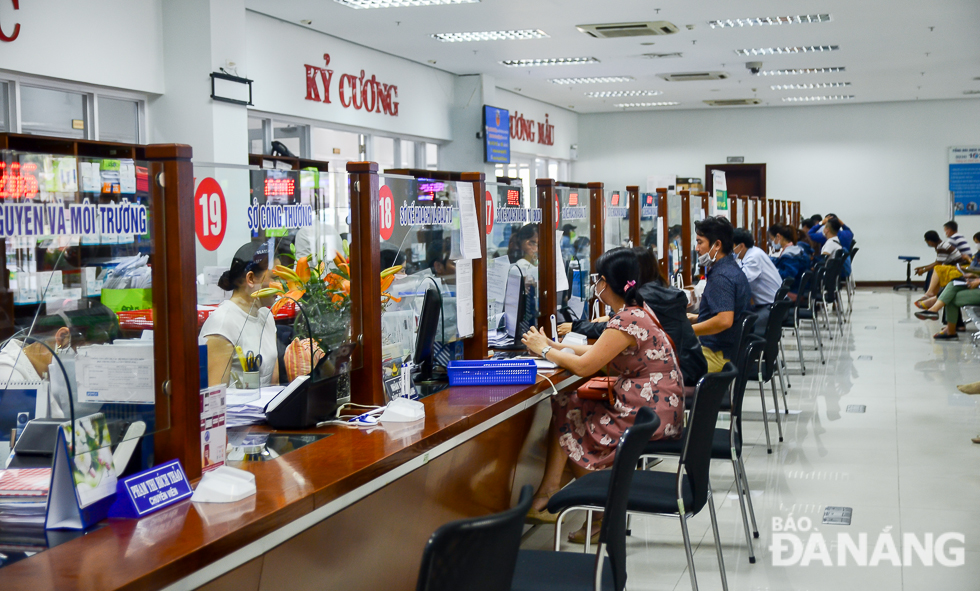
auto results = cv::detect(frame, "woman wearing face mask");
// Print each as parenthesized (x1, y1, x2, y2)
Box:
(521, 247, 684, 542)
(200, 242, 279, 387)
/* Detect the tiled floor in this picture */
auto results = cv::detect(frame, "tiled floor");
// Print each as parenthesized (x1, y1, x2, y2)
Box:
(521, 289, 980, 590)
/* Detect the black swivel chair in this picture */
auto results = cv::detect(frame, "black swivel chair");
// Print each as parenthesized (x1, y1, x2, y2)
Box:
(416, 485, 534, 591)
(639, 338, 766, 565)
(747, 300, 795, 453)
(543, 369, 738, 591)
(510, 408, 661, 591)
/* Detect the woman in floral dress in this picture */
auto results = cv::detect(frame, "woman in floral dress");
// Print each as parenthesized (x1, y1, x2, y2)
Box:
(522, 247, 685, 541)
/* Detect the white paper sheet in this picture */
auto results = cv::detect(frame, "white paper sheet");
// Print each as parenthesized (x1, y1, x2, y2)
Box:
(555, 230, 570, 292)
(487, 256, 510, 307)
(455, 259, 474, 338)
(457, 183, 482, 260)
(76, 344, 155, 403)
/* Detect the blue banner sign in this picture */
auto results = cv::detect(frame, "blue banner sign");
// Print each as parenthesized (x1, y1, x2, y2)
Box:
(484, 105, 510, 164)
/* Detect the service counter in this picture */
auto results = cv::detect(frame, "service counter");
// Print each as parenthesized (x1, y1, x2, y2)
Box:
(0, 370, 586, 591)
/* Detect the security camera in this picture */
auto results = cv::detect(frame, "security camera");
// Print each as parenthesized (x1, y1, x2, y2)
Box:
(746, 62, 763, 75)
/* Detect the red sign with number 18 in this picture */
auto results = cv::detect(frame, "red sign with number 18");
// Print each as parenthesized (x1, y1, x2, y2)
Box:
(379, 185, 395, 241)
(195, 178, 227, 251)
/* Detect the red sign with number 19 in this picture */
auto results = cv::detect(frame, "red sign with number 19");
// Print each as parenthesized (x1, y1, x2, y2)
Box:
(195, 178, 227, 251)
(379, 185, 395, 241)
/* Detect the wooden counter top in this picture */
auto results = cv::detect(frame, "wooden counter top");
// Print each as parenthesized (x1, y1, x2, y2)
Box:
(0, 370, 584, 591)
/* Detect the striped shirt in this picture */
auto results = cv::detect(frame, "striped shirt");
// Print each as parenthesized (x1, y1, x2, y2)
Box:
(935, 239, 963, 265)
(948, 233, 972, 257)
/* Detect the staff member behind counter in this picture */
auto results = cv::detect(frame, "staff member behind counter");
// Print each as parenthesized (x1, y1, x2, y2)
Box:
(201, 242, 279, 387)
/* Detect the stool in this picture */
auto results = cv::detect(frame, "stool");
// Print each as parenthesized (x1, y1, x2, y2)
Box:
(895, 256, 920, 291)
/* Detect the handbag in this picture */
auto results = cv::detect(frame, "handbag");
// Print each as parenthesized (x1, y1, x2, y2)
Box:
(577, 373, 616, 405)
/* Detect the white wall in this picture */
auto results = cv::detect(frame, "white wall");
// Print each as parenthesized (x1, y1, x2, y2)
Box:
(495, 89, 578, 161)
(0, 0, 164, 94)
(574, 99, 980, 281)
(246, 11, 453, 141)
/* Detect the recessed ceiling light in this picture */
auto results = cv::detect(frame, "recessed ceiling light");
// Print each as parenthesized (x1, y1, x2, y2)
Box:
(334, 0, 478, 8)
(586, 90, 663, 98)
(550, 76, 634, 84)
(300, 19, 313, 25)
(782, 95, 855, 102)
(771, 82, 851, 89)
(963, 90, 980, 95)
(758, 67, 846, 76)
(432, 29, 548, 42)
(736, 45, 838, 56)
(614, 101, 680, 108)
(501, 57, 600, 67)
(709, 14, 831, 28)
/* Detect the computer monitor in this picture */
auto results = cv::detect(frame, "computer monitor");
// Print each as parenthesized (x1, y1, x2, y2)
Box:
(413, 286, 443, 383)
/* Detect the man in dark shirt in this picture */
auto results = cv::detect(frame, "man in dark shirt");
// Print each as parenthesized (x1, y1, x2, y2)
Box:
(689, 216, 752, 372)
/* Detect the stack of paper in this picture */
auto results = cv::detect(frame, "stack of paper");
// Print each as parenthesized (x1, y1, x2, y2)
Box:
(488, 329, 515, 348)
(227, 386, 283, 428)
(0, 468, 50, 528)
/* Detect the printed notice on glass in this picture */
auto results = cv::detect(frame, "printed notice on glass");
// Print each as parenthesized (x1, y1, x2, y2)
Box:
(457, 183, 483, 260)
(556, 230, 570, 292)
(487, 256, 510, 308)
(455, 259, 475, 338)
(76, 344, 155, 403)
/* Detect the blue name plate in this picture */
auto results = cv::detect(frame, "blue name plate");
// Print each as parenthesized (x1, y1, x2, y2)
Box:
(108, 459, 193, 519)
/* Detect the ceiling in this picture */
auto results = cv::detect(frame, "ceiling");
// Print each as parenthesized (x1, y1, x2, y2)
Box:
(246, 0, 980, 114)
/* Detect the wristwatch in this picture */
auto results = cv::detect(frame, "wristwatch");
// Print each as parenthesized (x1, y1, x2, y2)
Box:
(540, 345, 552, 359)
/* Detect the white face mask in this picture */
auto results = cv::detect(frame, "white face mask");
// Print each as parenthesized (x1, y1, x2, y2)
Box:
(698, 244, 720, 268)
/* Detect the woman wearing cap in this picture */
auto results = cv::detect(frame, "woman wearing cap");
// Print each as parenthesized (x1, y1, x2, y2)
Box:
(200, 242, 279, 387)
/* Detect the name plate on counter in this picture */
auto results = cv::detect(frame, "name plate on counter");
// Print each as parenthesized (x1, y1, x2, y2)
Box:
(109, 459, 192, 519)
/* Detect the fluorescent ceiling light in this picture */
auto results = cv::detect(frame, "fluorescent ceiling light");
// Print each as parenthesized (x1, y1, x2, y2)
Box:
(614, 101, 680, 108)
(771, 82, 851, 90)
(334, 0, 478, 8)
(432, 29, 548, 42)
(782, 95, 855, 102)
(709, 15, 831, 28)
(736, 45, 838, 56)
(550, 76, 634, 84)
(586, 90, 663, 98)
(502, 57, 600, 67)
(758, 67, 846, 76)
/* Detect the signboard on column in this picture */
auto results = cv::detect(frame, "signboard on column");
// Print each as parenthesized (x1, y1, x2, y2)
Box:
(711, 170, 729, 219)
(950, 146, 980, 216)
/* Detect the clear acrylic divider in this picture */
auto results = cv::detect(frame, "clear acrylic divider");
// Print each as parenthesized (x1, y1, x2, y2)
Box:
(604, 189, 631, 251)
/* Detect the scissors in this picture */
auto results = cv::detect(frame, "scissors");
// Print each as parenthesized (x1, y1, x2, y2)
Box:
(245, 351, 263, 372)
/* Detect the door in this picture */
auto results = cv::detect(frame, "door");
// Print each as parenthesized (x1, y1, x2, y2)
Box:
(704, 163, 767, 207)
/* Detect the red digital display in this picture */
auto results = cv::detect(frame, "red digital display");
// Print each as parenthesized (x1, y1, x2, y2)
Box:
(646, 194, 654, 205)
(264, 177, 295, 197)
(568, 192, 579, 206)
(0, 162, 39, 200)
(611, 193, 620, 206)
(506, 189, 521, 206)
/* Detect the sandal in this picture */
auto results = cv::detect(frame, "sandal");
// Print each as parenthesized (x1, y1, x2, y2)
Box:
(526, 494, 558, 525)
(934, 330, 959, 340)
(914, 300, 930, 310)
(914, 310, 938, 320)
(568, 516, 603, 544)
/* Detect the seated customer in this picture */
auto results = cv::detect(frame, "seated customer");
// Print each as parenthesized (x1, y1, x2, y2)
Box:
(733, 229, 781, 309)
(770, 225, 810, 297)
(521, 248, 684, 540)
(820, 217, 845, 257)
(558, 247, 707, 386)
(809, 214, 854, 251)
(200, 242, 280, 387)
(944, 220, 972, 259)
(798, 218, 818, 257)
(913, 230, 964, 307)
(688, 216, 751, 372)
(923, 275, 980, 340)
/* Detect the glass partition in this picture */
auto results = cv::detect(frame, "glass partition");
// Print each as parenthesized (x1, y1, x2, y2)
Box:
(666, 191, 683, 284)
(0, 149, 168, 478)
(485, 181, 541, 341)
(378, 174, 467, 372)
(604, 189, 631, 251)
(557, 186, 591, 317)
(690, 195, 705, 283)
(192, 165, 357, 400)
(639, 192, 660, 260)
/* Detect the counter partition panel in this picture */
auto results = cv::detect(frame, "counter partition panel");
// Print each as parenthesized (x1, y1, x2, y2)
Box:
(0, 133, 200, 477)
(604, 188, 631, 251)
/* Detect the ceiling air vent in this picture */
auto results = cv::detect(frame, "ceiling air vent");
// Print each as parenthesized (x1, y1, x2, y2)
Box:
(577, 21, 680, 39)
(642, 52, 683, 59)
(704, 99, 763, 106)
(659, 72, 729, 82)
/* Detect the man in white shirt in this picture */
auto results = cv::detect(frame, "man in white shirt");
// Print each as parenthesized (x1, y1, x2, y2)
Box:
(732, 229, 783, 308)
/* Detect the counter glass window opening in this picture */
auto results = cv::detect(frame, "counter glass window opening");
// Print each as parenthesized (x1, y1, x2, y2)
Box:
(378, 174, 465, 377)
(0, 148, 169, 478)
(604, 189, 631, 252)
(192, 166, 357, 393)
(639, 192, 660, 262)
(485, 181, 541, 340)
(690, 194, 703, 283)
(557, 186, 591, 318)
(666, 191, 683, 285)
